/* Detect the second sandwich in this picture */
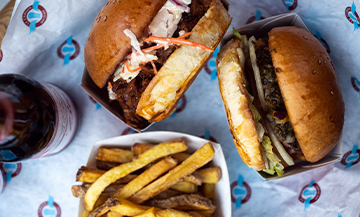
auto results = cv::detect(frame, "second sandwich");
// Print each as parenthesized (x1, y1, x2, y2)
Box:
(216, 27, 345, 176)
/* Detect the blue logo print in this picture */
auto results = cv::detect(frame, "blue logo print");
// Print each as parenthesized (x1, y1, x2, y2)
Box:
(351, 2, 359, 30)
(63, 36, 74, 65)
(57, 36, 80, 65)
(351, 76, 360, 98)
(204, 47, 219, 81)
(29, 0, 40, 33)
(341, 144, 360, 168)
(38, 195, 61, 217)
(303, 180, 315, 210)
(345, 2, 360, 31)
(283, 0, 298, 10)
(230, 174, 251, 208)
(314, 30, 331, 53)
(299, 179, 321, 210)
(0, 162, 22, 182)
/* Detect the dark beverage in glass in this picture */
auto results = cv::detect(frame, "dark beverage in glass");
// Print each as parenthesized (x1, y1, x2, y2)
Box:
(0, 74, 77, 162)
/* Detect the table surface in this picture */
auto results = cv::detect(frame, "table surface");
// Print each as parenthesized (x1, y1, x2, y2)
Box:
(0, 0, 359, 217)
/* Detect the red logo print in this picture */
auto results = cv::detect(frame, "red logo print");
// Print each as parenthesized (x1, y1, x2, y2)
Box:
(0, 49, 3, 62)
(230, 174, 251, 208)
(121, 127, 135, 135)
(246, 9, 265, 24)
(351, 76, 360, 92)
(0, 162, 22, 179)
(283, 0, 298, 10)
(22, 1, 47, 29)
(341, 145, 360, 168)
(298, 180, 321, 210)
(38, 196, 61, 217)
(57, 36, 80, 65)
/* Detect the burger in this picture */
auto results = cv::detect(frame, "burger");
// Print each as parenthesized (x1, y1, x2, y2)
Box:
(84, 0, 231, 129)
(216, 26, 345, 176)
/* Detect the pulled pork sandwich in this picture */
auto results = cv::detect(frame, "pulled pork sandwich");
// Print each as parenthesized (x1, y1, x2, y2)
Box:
(216, 27, 345, 176)
(85, 0, 231, 128)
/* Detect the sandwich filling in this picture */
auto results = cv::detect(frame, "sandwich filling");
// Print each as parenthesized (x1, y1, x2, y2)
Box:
(255, 40, 302, 158)
(246, 35, 305, 175)
(107, 0, 214, 127)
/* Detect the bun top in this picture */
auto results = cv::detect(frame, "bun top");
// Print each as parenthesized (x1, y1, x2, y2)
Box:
(84, 0, 166, 88)
(269, 26, 345, 162)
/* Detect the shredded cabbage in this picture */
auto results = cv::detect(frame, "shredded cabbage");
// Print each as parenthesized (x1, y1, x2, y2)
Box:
(261, 136, 285, 177)
(233, 28, 242, 40)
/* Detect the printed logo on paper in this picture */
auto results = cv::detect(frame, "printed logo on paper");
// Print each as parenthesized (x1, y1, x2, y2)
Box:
(345, 2, 360, 31)
(0, 49, 3, 62)
(38, 196, 61, 217)
(57, 36, 80, 65)
(170, 95, 187, 117)
(246, 9, 265, 24)
(283, 0, 298, 10)
(313, 30, 331, 53)
(230, 174, 251, 208)
(341, 144, 360, 168)
(0, 162, 21, 182)
(121, 127, 136, 135)
(298, 180, 321, 210)
(351, 76, 360, 98)
(201, 129, 218, 143)
(204, 47, 220, 81)
(88, 96, 102, 110)
(22, 0, 47, 33)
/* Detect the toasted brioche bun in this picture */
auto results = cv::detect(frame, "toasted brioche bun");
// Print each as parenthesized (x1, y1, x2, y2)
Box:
(216, 38, 265, 171)
(136, 0, 232, 122)
(268, 26, 345, 162)
(84, 0, 166, 88)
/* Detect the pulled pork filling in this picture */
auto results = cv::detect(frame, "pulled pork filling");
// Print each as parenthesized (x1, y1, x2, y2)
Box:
(108, 0, 213, 127)
(255, 43, 302, 157)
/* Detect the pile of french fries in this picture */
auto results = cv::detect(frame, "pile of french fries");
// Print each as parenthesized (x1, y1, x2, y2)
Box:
(72, 138, 222, 217)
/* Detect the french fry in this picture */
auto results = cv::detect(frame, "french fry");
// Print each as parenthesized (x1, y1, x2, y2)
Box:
(97, 147, 134, 163)
(149, 194, 215, 211)
(94, 195, 110, 210)
(76, 166, 137, 184)
(183, 172, 202, 186)
(133, 207, 157, 217)
(187, 211, 203, 217)
(171, 153, 190, 162)
(113, 157, 178, 199)
(109, 198, 151, 216)
(132, 143, 155, 156)
(155, 209, 192, 217)
(153, 189, 182, 200)
(81, 211, 89, 217)
(106, 211, 124, 217)
(197, 167, 222, 183)
(129, 143, 214, 204)
(72, 183, 124, 198)
(84, 138, 188, 211)
(76, 167, 105, 183)
(201, 183, 215, 199)
(88, 198, 119, 217)
(133, 143, 190, 162)
(170, 181, 198, 194)
(96, 160, 120, 170)
(192, 207, 216, 217)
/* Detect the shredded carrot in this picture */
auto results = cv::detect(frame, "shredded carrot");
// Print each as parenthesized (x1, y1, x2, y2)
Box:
(125, 61, 142, 72)
(122, 66, 125, 73)
(150, 60, 158, 74)
(126, 32, 194, 59)
(108, 82, 113, 89)
(143, 36, 214, 51)
(178, 32, 192, 38)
